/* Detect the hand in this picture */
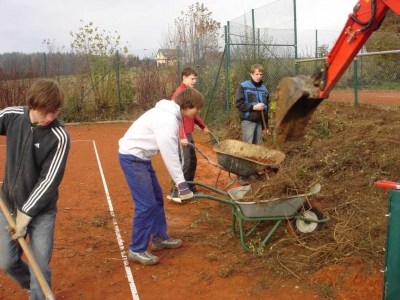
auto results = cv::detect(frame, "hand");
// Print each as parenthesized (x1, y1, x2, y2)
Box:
(254, 103, 264, 111)
(203, 127, 209, 134)
(177, 182, 195, 203)
(180, 139, 188, 146)
(5, 210, 32, 241)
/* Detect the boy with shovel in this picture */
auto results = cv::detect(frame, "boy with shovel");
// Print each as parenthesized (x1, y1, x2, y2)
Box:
(167, 67, 209, 201)
(235, 64, 270, 185)
(0, 78, 70, 299)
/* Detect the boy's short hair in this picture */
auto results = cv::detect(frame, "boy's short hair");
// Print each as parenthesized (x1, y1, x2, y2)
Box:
(181, 67, 197, 80)
(250, 64, 264, 73)
(27, 79, 65, 113)
(174, 88, 204, 109)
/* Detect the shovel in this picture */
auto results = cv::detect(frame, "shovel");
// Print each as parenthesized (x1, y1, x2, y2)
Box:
(0, 197, 55, 300)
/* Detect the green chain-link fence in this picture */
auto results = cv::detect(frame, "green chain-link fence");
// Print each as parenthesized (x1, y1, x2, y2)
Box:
(296, 49, 400, 107)
(1, 0, 399, 125)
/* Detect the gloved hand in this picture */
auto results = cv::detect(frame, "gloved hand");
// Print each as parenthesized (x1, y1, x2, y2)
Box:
(177, 182, 195, 203)
(5, 210, 32, 240)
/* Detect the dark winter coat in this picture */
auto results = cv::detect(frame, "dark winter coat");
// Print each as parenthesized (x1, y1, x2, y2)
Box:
(0, 106, 70, 217)
(235, 79, 269, 129)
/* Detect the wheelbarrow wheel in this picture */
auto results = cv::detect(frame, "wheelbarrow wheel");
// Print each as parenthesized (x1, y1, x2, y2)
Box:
(289, 207, 324, 235)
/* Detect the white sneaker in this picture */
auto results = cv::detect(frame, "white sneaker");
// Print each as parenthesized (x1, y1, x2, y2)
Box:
(166, 189, 181, 202)
(128, 250, 159, 266)
(152, 237, 183, 252)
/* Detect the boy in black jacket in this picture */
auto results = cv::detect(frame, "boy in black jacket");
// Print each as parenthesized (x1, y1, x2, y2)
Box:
(0, 79, 70, 299)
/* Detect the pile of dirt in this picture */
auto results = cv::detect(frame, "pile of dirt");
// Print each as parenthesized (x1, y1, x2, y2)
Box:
(210, 101, 399, 297)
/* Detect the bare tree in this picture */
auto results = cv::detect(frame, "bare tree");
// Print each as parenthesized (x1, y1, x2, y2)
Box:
(161, 2, 221, 65)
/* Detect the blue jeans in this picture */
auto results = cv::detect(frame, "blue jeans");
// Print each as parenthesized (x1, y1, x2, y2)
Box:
(241, 120, 262, 145)
(118, 153, 168, 252)
(0, 209, 56, 300)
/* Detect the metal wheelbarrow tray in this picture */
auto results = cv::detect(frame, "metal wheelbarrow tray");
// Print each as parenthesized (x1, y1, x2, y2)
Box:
(227, 183, 322, 218)
(189, 181, 329, 251)
(213, 139, 286, 177)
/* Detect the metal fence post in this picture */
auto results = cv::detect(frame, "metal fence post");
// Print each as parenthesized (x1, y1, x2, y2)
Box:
(43, 53, 47, 78)
(196, 38, 201, 93)
(293, 0, 298, 69)
(116, 51, 121, 117)
(252, 9, 256, 58)
(225, 24, 230, 116)
(315, 30, 318, 69)
(353, 58, 358, 107)
(177, 46, 181, 86)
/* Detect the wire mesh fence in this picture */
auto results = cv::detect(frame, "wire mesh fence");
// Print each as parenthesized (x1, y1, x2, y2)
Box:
(297, 50, 400, 107)
(0, 0, 399, 125)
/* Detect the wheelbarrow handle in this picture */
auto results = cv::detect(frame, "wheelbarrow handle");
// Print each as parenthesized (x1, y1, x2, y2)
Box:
(0, 197, 55, 300)
(187, 181, 230, 197)
(187, 181, 239, 207)
(374, 180, 400, 190)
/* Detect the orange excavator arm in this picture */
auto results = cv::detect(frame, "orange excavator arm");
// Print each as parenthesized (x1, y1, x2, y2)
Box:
(274, 0, 400, 144)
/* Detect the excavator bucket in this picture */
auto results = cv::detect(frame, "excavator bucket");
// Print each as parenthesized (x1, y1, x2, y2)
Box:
(274, 75, 323, 144)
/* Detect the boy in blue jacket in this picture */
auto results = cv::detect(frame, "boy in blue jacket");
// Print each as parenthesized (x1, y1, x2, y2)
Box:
(235, 64, 269, 185)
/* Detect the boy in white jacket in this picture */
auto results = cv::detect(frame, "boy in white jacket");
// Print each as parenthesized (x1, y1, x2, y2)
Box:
(118, 88, 204, 266)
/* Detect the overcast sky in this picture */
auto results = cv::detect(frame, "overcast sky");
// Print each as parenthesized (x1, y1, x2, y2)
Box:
(0, 0, 355, 55)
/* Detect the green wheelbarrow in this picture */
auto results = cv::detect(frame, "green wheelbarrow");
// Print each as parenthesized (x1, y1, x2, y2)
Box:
(188, 181, 330, 251)
(188, 139, 286, 189)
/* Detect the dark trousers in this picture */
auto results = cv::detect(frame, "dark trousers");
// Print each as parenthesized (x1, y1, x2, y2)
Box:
(182, 133, 197, 191)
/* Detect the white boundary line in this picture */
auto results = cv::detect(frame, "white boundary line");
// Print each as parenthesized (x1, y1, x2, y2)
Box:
(88, 140, 139, 300)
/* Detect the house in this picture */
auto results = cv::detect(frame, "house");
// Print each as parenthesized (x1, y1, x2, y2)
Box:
(156, 49, 177, 67)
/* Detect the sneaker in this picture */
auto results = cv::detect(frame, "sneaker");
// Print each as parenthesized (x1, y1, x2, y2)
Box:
(191, 187, 199, 194)
(128, 250, 159, 266)
(166, 189, 180, 202)
(152, 237, 183, 252)
(237, 176, 248, 185)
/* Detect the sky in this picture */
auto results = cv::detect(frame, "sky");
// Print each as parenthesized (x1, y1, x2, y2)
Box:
(0, 0, 356, 56)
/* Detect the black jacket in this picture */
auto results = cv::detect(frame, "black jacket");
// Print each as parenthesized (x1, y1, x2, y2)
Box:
(0, 106, 70, 217)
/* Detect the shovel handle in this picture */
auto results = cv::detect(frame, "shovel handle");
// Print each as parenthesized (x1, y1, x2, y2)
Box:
(261, 110, 267, 131)
(374, 180, 400, 190)
(187, 143, 228, 172)
(0, 197, 55, 300)
(208, 131, 220, 144)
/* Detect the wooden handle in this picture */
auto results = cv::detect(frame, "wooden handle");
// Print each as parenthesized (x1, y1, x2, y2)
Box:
(0, 197, 55, 300)
(261, 110, 267, 131)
